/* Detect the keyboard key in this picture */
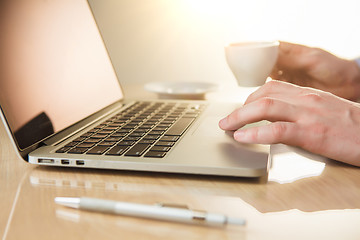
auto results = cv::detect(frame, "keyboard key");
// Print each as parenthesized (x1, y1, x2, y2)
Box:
(88, 128, 99, 133)
(105, 136, 122, 142)
(139, 124, 155, 129)
(173, 110, 184, 113)
(68, 148, 88, 154)
(111, 132, 128, 137)
(160, 136, 179, 142)
(138, 139, 156, 144)
(98, 141, 117, 147)
(117, 141, 136, 146)
(144, 151, 166, 158)
(148, 130, 164, 135)
(113, 120, 127, 124)
(146, 119, 159, 123)
(84, 138, 102, 143)
(91, 134, 108, 139)
(124, 143, 151, 157)
(86, 146, 110, 155)
(161, 120, 175, 124)
(134, 128, 151, 133)
(94, 124, 107, 129)
(106, 124, 123, 128)
(81, 133, 93, 138)
(77, 143, 96, 148)
(122, 124, 138, 129)
(106, 146, 129, 156)
(72, 137, 86, 142)
(165, 117, 178, 121)
(117, 117, 131, 121)
(124, 136, 141, 141)
(155, 141, 175, 147)
(128, 132, 145, 137)
(158, 123, 172, 127)
(143, 135, 160, 140)
(56, 146, 71, 153)
(65, 142, 78, 147)
(116, 129, 132, 133)
(129, 120, 143, 124)
(153, 126, 168, 131)
(97, 130, 114, 135)
(149, 146, 171, 152)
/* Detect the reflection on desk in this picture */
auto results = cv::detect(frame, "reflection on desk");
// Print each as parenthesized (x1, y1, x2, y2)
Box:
(5, 159, 359, 240)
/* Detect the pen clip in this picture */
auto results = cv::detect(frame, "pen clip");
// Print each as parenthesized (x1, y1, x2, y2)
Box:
(157, 203, 189, 209)
(157, 203, 208, 221)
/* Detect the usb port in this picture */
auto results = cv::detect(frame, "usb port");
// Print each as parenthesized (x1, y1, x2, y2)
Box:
(61, 159, 70, 165)
(38, 158, 54, 164)
(76, 160, 85, 165)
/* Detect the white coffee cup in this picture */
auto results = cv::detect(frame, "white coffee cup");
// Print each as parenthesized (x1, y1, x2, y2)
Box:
(225, 41, 279, 87)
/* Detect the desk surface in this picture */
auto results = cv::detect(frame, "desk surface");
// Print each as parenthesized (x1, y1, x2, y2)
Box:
(1, 85, 360, 240)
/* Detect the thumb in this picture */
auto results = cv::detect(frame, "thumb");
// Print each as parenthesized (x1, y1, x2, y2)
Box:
(277, 41, 310, 69)
(270, 41, 310, 81)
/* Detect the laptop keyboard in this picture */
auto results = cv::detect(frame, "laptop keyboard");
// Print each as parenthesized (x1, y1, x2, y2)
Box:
(55, 101, 205, 158)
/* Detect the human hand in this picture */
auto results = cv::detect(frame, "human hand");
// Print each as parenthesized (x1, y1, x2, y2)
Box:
(219, 80, 360, 167)
(270, 42, 360, 101)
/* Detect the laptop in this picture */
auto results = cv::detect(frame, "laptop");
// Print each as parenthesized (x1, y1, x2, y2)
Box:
(0, 0, 269, 177)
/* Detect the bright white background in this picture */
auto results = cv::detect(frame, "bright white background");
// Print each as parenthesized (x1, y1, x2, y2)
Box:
(89, 0, 360, 87)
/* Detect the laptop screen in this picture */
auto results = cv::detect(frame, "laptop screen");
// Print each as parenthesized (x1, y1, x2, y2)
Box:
(0, 1, 124, 150)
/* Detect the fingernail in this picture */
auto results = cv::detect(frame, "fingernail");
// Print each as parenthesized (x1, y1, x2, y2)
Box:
(234, 130, 248, 141)
(219, 117, 227, 127)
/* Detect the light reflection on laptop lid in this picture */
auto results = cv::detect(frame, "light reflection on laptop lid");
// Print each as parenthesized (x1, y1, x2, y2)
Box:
(0, 0, 269, 178)
(0, 1, 123, 151)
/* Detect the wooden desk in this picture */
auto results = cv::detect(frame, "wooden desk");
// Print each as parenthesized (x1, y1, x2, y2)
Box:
(1, 85, 360, 240)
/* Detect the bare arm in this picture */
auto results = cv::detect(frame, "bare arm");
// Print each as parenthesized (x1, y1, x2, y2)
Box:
(270, 42, 360, 101)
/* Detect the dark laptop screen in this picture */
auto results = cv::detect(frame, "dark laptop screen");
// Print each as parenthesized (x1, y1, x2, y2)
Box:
(0, 1, 123, 150)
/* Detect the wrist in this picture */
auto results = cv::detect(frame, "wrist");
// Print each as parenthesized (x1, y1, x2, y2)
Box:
(345, 59, 360, 101)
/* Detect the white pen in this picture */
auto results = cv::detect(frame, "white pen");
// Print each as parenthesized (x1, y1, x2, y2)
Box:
(54, 197, 246, 226)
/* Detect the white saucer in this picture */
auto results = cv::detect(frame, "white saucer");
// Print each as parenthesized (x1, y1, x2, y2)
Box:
(144, 82, 218, 100)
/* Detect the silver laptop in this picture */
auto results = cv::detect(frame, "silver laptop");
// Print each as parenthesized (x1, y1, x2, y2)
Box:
(0, 0, 268, 177)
